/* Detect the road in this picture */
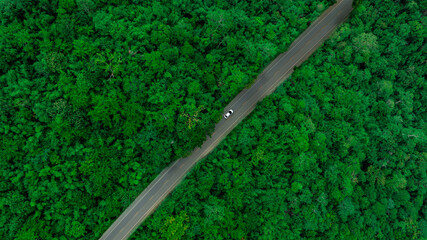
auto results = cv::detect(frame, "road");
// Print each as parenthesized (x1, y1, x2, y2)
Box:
(100, 0, 353, 239)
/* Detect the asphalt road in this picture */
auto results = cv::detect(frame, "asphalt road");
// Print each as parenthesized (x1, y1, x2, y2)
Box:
(100, 1, 353, 239)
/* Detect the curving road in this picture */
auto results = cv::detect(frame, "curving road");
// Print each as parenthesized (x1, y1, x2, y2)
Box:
(100, 0, 353, 239)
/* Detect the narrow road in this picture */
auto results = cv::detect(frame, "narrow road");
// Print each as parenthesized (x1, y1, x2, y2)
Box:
(100, 1, 353, 239)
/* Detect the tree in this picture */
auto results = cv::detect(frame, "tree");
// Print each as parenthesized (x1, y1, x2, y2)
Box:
(88, 90, 124, 128)
(338, 197, 355, 222)
(160, 211, 189, 240)
(2, 0, 425, 239)
(121, 101, 144, 136)
(65, 220, 86, 238)
(352, 32, 378, 63)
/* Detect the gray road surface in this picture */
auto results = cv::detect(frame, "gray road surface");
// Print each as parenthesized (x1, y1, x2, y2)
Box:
(100, 0, 353, 239)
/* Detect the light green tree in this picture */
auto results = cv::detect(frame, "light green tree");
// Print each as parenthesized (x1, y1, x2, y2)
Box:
(160, 211, 189, 240)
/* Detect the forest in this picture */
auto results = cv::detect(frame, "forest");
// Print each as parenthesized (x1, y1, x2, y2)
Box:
(0, 0, 425, 239)
(133, 0, 426, 239)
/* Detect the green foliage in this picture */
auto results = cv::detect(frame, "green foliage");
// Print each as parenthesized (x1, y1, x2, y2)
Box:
(352, 32, 378, 62)
(1, 0, 425, 239)
(338, 198, 355, 222)
(159, 211, 189, 240)
(65, 220, 86, 238)
(132, 0, 426, 239)
(291, 182, 303, 193)
(59, 0, 76, 13)
(5, 0, 321, 237)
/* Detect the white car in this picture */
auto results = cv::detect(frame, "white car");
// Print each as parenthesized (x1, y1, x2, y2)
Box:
(223, 109, 234, 119)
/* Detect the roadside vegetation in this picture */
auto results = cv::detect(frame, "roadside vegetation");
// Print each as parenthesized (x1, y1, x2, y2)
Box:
(135, 0, 426, 239)
(0, 0, 335, 239)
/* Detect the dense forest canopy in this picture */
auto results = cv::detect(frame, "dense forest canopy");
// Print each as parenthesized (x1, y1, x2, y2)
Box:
(0, 0, 342, 239)
(1, 0, 426, 239)
(134, 0, 426, 239)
